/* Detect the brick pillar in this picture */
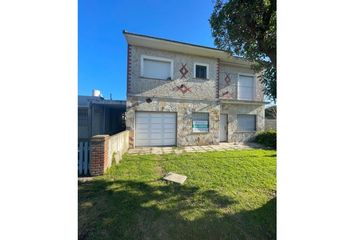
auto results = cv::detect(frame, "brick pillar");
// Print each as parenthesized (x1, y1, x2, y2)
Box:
(90, 135, 109, 176)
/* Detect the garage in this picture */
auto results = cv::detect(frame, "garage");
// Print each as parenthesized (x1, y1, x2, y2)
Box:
(135, 112, 177, 147)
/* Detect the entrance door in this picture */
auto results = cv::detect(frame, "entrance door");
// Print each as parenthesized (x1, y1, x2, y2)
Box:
(220, 114, 228, 142)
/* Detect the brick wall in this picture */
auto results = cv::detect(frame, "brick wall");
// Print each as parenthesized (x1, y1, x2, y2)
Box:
(89, 135, 109, 176)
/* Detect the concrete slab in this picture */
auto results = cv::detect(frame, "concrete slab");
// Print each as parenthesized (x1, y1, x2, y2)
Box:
(128, 142, 264, 155)
(163, 172, 187, 184)
(174, 150, 184, 155)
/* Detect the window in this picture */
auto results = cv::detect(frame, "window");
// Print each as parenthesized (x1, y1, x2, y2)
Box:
(238, 75, 255, 100)
(194, 63, 209, 79)
(78, 109, 88, 127)
(192, 112, 209, 132)
(237, 114, 256, 132)
(141, 55, 173, 80)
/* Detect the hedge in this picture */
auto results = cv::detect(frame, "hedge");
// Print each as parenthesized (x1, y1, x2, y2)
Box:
(254, 131, 276, 149)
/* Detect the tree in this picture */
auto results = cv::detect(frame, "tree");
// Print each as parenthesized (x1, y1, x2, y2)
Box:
(210, 0, 276, 101)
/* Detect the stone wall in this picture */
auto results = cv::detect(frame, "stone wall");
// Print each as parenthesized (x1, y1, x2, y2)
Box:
(129, 46, 218, 100)
(221, 103, 265, 143)
(126, 96, 220, 147)
(265, 119, 277, 131)
(219, 63, 264, 101)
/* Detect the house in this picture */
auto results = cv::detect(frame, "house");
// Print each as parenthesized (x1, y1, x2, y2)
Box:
(123, 31, 266, 147)
(78, 90, 126, 140)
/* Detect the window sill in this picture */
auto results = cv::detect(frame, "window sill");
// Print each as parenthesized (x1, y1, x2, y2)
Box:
(140, 76, 173, 81)
(236, 99, 258, 102)
(192, 131, 209, 134)
(192, 77, 209, 80)
(236, 131, 257, 133)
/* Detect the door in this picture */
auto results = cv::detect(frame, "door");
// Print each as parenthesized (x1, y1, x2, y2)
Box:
(220, 114, 228, 142)
(135, 112, 176, 147)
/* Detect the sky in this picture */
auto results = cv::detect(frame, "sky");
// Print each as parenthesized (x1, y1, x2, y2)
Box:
(79, 0, 217, 100)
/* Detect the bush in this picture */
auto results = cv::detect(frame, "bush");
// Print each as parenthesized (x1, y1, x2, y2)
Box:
(254, 131, 276, 149)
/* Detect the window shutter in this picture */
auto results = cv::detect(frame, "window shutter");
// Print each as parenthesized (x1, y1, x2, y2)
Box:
(238, 75, 254, 100)
(237, 115, 256, 131)
(143, 59, 171, 79)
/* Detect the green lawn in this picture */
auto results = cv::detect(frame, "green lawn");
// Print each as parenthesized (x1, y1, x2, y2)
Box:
(79, 149, 276, 240)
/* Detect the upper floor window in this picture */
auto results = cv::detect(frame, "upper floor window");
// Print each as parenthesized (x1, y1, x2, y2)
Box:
(238, 74, 255, 101)
(141, 55, 173, 80)
(194, 63, 209, 79)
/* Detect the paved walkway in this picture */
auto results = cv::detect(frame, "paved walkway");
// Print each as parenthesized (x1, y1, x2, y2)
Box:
(127, 142, 265, 155)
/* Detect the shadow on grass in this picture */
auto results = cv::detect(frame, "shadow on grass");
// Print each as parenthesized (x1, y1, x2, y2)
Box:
(79, 179, 276, 240)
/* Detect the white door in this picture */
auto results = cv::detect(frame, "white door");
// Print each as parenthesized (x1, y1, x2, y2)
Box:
(220, 114, 228, 142)
(135, 112, 176, 147)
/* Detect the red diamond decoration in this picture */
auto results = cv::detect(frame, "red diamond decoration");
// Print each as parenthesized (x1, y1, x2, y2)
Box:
(221, 91, 232, 98)
(179, 63, 188, 79)
(224, 73, 231, 85)
(176, 84, 192, 94)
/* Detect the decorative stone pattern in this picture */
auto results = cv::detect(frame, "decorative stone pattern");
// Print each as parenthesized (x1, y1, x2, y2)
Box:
(179, 63, 189, 79)
(219, 64, 264, 101)
(126, 44, 132, 94)
(221, 103, 265, 143)
(128, 46, 217, 100)
(216, 58, 220, 99)
(224, 73, 231, 85)
(175, 84, 192, 94)
(126, 96, 220, 147)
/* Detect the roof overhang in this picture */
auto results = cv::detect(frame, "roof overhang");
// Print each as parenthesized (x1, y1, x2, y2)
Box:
(219, 99, 268, 105)
(123, 31, 253, 67)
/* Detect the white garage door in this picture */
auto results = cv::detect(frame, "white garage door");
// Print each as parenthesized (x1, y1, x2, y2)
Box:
(135, 112, 176, 147)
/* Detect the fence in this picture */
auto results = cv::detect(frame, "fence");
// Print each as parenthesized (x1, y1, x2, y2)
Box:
(107, 130, 130, 168)
(78, 130, 130, 177)
(265, 119, 277, 131)
(78, 141, 90, 176)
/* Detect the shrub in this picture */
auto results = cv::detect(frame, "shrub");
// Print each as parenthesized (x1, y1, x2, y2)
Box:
(254, 131, 276, 149)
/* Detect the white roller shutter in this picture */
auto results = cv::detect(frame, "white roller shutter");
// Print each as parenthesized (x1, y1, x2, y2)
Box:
(143, 59, 171, 80)
(238, 75, 254, 100)
(135, 112, 176, 147)
(237, 114, 256, 132)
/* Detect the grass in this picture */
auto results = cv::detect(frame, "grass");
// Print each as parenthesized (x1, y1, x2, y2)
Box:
(79, 149, 276, 240)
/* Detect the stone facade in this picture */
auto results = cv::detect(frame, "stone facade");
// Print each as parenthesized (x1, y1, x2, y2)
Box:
(219, 63, 264, 101)
(129, 46, 218, 100)
(221, 103, 265, 143)
(126, 43, 266, 147)
(126, 96, 220, 147)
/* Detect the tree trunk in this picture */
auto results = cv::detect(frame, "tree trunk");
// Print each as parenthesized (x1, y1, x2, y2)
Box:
(268, 49, 276, 68)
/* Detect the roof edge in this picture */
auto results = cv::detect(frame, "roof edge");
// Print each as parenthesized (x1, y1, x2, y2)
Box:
(123, 30, 230, 54)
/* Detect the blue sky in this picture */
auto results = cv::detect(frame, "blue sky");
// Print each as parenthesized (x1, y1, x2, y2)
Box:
(79, 0, 216, 100)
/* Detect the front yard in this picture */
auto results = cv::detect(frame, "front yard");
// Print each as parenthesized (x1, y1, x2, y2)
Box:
(79, 149, 276, 240)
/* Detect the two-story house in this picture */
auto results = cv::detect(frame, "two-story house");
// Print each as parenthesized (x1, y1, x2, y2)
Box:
(123, 31, 266, 147)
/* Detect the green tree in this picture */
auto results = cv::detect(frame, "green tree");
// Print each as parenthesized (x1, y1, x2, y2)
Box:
(210, 0, 276, 101)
